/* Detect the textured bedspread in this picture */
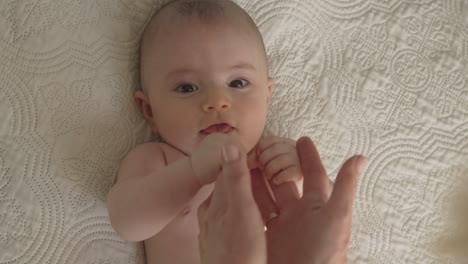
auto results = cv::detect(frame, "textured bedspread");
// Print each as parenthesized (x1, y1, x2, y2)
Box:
(1, 0, 467, 263)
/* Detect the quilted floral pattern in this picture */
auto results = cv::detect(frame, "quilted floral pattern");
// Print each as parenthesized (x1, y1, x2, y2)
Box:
(0, 0, 467, 263)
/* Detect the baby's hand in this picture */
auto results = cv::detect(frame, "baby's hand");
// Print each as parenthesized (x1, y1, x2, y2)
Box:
(191, 133, 246, 186)
(255, 136, 303, 185)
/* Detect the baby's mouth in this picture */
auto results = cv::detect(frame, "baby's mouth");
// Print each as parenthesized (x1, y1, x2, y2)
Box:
(200, 123, 234, 135)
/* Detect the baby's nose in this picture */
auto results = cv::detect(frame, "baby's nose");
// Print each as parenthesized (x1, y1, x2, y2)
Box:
(203, 103, 230, 112)
(202, 90, 231, 112)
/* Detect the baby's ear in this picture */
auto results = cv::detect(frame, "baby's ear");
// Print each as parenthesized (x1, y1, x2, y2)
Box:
(134, 90, 157, 130)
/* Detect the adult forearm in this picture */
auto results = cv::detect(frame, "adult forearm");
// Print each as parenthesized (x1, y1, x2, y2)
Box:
(107, 156, 201, 241)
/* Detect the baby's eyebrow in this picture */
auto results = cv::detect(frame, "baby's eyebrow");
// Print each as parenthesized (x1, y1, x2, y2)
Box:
(229, 62, 256, 72)
(165, 68, 194, 81)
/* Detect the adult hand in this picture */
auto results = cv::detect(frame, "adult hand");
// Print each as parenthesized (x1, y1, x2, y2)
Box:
(197, 144, 267, 264)
(266, 136, 367, 264)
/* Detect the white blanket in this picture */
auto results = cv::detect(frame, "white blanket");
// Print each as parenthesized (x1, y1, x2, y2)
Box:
(1, 0, 467, 263)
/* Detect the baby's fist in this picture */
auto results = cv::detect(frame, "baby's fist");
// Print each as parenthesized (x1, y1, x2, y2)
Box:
(256, 136, 303, 185)
(191, 133, 245, 186)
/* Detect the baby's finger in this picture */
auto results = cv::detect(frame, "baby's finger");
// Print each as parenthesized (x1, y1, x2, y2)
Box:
(257, 136, 295, 156)
(258, 143, 294, 170)
(261, 136, 296, 148)
(256, 136, 278, 155)
(264, 154, 297, 180)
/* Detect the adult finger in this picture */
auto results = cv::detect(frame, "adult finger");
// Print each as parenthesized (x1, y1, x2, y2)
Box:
(251, 168, 279, 223)
(297, 137, 329, 198)
(327, 155, 367, 217)
(222, 144, 258, 210)
(207, 168, 227, 216)
(247, 149, 259, 169)
(269, 181, 300, 210)
(197, 193, 213, 232)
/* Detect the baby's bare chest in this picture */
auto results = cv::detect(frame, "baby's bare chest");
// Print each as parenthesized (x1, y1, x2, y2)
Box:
(144, 186, 212, 264)
(144, 143, 213, 264)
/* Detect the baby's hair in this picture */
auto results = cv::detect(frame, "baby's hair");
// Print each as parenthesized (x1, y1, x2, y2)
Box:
(174, 0, 225, 20)
(139, 0, 266, 92)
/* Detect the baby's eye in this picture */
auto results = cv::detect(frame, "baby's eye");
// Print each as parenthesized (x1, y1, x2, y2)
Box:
(229, 79, 249, 88)
(176, 84, 198, 93)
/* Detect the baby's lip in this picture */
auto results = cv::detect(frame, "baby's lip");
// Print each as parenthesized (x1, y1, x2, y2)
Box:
(200, 123, 234, 134)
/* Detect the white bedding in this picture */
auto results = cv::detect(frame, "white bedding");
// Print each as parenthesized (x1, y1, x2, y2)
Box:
(1, 0, 467, 263)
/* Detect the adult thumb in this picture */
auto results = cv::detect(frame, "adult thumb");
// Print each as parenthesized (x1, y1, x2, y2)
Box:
(222, 144, 257, 209)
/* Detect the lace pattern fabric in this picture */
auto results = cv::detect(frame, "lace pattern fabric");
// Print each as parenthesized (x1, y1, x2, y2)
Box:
(0, 0, 467, 263)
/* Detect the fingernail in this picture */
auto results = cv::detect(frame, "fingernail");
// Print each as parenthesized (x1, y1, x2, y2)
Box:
(267, 212, 278, 222)
(223, 144, 239, 162)
(273, 177, 281, 185)
(356, 156, 368, 174)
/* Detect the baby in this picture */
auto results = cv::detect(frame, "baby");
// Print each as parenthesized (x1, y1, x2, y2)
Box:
(107, 0, 303, 263)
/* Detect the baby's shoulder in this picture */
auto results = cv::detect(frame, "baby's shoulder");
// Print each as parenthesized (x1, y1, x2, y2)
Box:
(116, 142, 167, 182)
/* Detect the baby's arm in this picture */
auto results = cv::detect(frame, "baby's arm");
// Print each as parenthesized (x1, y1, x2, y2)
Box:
(106, 142, 201, 242)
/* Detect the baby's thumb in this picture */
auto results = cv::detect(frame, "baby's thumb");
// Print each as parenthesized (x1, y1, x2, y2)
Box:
(222, 144, 256, 208)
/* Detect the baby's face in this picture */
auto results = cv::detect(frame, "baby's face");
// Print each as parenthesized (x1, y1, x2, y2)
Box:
(137, 16, 272, 155)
